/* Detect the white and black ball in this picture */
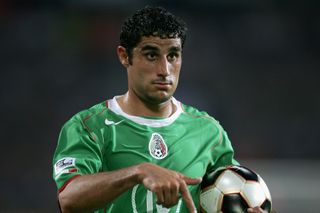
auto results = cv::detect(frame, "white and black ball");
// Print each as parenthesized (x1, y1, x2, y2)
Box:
(200, 165, 272, 213)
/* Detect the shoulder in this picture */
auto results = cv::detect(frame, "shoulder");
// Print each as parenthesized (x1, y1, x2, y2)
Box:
(61, 101, 110, 141)
(179, 103, 224, 131)
(179, 103, 228, 144)
(66, 101, 108, 125)
(180, 103, 219, 123)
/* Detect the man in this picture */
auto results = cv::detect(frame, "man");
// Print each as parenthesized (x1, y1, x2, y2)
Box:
(53, 6, 266, 213)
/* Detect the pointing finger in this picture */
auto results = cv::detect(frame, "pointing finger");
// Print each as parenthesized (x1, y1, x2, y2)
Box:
(182, 176, 202, 185)
(179, 180, 197, 213)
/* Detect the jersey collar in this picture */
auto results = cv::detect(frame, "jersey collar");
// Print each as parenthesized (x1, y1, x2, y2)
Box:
(107, 96, 183, 127)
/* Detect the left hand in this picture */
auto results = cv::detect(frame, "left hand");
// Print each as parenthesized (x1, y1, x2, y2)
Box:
(247, 207, 267, 213)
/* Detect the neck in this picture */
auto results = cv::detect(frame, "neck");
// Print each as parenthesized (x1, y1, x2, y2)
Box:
(117, 92, 176, 118)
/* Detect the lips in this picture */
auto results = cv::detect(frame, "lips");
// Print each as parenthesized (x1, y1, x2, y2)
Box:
(152, 79, 173, 85)
(154, 82, 171, 85)
(152, 80, 172, 89)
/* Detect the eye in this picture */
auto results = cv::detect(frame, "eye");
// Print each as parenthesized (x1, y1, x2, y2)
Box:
(145, 52, 158, 61)
(167, 52, 179, 62)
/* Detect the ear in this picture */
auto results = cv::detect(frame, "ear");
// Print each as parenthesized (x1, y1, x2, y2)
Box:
(117, 46, 129, 68)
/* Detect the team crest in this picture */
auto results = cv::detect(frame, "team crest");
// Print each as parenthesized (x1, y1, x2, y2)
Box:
(149, 133, 168, 160)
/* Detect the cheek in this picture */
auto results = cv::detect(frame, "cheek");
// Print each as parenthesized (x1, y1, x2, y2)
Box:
(135, 60, 154, 76)
(129, 61, 148, 79)
(136, 71, 148, 85)
(172, 63, 181, 80)
(130, 66, 152, 89)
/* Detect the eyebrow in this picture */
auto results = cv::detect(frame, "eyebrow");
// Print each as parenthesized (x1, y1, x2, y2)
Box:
(168, 46, 182, 52)
(140, 45, 182, 53)
(140, 45, 159, 52)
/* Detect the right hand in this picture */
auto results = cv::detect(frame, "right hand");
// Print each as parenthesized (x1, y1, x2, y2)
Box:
(137, 163, 202, 213)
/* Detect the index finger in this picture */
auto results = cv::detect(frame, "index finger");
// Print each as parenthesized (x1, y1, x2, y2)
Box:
(179, 180, 197, 213)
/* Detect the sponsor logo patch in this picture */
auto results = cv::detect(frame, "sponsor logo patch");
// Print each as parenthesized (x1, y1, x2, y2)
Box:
(54, 157, 76, 175)
(149, 133, 168, 160)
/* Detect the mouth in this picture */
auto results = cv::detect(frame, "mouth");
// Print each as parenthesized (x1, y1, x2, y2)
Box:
(153, 79, 173, 84)
(152, 80, 173, 89)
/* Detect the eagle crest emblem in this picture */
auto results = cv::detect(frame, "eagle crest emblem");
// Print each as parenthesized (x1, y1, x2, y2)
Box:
(149, 133, 168, 159)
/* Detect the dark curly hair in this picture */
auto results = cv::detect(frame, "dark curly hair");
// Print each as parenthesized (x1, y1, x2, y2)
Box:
(120, 6, 188, 64)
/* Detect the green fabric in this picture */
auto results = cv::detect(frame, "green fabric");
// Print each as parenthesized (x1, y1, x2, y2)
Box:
(52, 98, 238, 212)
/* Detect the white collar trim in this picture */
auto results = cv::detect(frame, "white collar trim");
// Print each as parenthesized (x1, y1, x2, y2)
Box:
(108, 96, 182, 127)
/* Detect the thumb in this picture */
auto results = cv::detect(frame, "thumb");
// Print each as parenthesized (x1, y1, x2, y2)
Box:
(182, 175, 202, 185)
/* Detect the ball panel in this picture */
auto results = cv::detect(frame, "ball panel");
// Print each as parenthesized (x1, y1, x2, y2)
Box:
(201, 167, 226, 190)
(229, 165, 259, 182)
(258, 175, 272, 201)
(200, 187, 223, 213)
(261, 199, 272, 213)
(221, 193, 248, 213)
(216, 170, 245, 194)
(241, 181, 266, 207)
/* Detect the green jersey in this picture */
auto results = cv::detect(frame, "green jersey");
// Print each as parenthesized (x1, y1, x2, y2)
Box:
(53, 97, 238, 213)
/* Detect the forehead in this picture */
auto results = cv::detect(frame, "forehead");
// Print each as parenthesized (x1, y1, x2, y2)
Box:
(136, 36, 182, 51)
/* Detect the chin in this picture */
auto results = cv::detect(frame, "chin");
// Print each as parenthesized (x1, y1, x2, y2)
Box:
(146, 93, 173, 105)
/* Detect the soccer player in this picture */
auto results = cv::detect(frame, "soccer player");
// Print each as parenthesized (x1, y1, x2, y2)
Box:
(52, 6, 267, 213)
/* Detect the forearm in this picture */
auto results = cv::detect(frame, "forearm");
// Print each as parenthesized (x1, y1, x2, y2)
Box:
(59, 164, 141, 213)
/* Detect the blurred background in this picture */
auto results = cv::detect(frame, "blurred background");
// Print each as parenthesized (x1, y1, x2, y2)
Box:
(1, 0, 319, 212)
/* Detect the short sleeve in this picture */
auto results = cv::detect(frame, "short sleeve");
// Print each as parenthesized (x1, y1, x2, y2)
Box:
(52, 118, 103, 191)
(208, 126, 239, 173)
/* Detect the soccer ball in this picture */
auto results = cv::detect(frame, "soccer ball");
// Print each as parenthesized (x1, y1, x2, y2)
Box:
(200, 165, 272, 213)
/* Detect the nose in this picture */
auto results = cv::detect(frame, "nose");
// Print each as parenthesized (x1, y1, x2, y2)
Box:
(158, 57, 170, 77)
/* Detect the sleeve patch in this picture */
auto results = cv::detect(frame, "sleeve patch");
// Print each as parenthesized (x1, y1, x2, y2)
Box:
(54, 157, 76, 176)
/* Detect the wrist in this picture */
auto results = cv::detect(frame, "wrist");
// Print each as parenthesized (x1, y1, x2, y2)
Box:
(134, 163, 149, 184)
